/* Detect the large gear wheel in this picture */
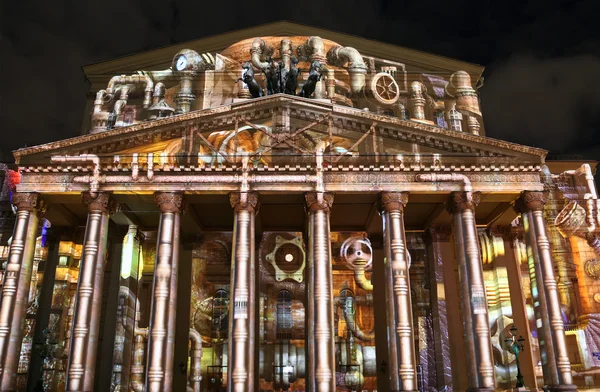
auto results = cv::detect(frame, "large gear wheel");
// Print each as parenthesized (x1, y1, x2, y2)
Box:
(370, 72, 400, 106)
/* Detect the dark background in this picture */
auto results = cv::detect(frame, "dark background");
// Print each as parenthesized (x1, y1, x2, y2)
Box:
(1, 0, 599, 165)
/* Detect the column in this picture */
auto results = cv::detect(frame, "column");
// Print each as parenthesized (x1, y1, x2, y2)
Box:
(305, 192, 335, 392)
(514, 191, 576, 391)
(145, 192, 183, 392)
(0, 193, 43, 391)
(446, 191, 495, 391)
(227, 192, 258, 392)
(379, 192, 418, 391)
(65, 192, 116, 392)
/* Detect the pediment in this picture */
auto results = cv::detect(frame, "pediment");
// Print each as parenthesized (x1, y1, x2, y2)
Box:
(14, 95, 545, 169)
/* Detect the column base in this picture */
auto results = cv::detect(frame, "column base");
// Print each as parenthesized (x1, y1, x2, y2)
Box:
(543, 384, 578, 392)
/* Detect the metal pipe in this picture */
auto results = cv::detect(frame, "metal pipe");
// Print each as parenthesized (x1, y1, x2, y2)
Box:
(227, 192, 258, 392)
(445, 71, 481, 117)
(164, 209, 180, 392)
(153, 82, 165, 105)
(65, 192, 115, 392)
(342, 295, 375, 342)
(94, 90, 106, 113)
(131, 333, 147, 392)
(145, 192, 183, 392)
(250, 38, 270, 70)
(415, 172, 472, 192)
(305, 191, 336, 391)
(280, 38, 292, 70)
(52, 154, 101, 193)
(106, 74, 154, 108)
(147, 153, 154, 181)
(379, 192, 418, 391)
(188, 328, 202, 392)
(326, 45, 367, 93)
(0, 193, 42, 390)
(515, 192, 576, 391)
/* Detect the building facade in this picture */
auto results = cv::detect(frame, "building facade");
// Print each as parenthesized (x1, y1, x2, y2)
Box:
(0, 22, 599, 392)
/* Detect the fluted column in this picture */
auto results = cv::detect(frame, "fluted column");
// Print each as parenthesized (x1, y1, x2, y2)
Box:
(447, 191, 495, 392)
(0, 193, 43, 391)
(227, 192, 258, 392)
(145, 192, 183, 392)
(305, 192, 335, 392)
(514, 191, 576, 391)
(378, 192, 418, 391)
(66, 192, 116, 392)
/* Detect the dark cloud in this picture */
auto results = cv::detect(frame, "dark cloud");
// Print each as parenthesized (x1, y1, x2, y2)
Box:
(0, 0, 598, 162)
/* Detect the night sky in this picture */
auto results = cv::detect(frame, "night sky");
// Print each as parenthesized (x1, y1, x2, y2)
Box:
(1, 0, 599, 164)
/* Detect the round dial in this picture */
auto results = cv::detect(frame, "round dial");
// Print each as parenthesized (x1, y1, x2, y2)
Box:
(175, 55, 188, 71)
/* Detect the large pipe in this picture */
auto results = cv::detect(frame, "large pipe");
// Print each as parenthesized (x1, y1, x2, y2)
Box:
(227, 192, 258, 392)
(250, 38, 271, 70)
(515, 192, 576, 391)
(0, 193, 42, 390)
(342, 295, 375, 342)
(280, 38, 292, 70)
(51, 154, 101, 193)
(65, 192, 115, 392)
(188, 328, 202, 392)
(153, 82, 166, 105)
(416, 175, 496, 390)
(445, 71, 481, 117)
(145, 192, 183, 392)
(106, 74, 154, 108)
(379, 192, 418, 391)
(305, 191, 336, 391)
(326, 45, 367, 93)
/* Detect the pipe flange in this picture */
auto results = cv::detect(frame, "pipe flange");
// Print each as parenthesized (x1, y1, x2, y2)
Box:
(266, 235, 306, 282)
(340, 236, 373, 270)
(370, 72, 400, 105)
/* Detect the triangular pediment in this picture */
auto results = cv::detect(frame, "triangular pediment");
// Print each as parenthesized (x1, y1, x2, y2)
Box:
(14, 95, 545, 169)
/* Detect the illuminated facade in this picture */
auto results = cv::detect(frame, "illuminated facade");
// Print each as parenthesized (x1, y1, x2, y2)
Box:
(0, 22, 599, 392)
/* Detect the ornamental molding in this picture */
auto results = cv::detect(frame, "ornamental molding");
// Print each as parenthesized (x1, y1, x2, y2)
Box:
(154, 192, 185, 214)
(514, 191, 547, 213)
(379, 191, 409, 212)
(229, 192, 260, 213)
(305, 192, 334, 213)
(82, 192, 118, 214)
(11, 192, 44, 213)
(446, 191, 481, 214)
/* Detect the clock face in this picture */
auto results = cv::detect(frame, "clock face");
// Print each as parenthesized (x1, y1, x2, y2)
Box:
(175, 56, 188, 71)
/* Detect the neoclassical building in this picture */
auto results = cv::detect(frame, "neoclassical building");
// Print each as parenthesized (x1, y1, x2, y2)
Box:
(0, 22, 598, 392)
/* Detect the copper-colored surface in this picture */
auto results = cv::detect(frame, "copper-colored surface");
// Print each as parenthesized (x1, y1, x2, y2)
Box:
(517, 191, 576, 391)
(145, 192, 183, 392)
(227, 192, 258, 392)
(380, 191, 418, 391)
(448, 191, 496, 391)
(0, 193, 42, 390)
(305, 192, 335, 391)
(65, 192, 114, 392)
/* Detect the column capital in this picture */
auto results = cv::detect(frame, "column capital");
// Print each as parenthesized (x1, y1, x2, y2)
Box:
(305, 192, 334, 213)
(446, 191, 481, 214)
(229, 192, 259, 213)
(379, 191, 409, 212)
(11, 192, 44, 212)
(154, 192, 185, 214)
(514, 191, 547, 213)
(82, 192, 118, 213)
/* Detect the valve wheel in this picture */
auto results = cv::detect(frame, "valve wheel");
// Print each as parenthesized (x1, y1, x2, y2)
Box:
(370, 72, 400, 105)
(340, 236, 373, 270)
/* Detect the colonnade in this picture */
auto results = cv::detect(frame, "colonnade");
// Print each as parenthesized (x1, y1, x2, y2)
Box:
(0, 190, 576, 391)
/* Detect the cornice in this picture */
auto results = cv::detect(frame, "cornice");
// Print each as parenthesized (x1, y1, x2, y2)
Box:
(13, 95, 547, 162)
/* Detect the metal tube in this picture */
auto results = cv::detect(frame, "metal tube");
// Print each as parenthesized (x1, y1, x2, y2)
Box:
(515, 192, 576, 391)
(0, 193, 42, 390)
(65, 192, 115, 392)
(305, 192, 335, 391)
(145, 192, 183, 392)
(188, 328, 202, 392)
(227, 192, 258, 392)
(164, 211, 180, 392)
(447, 191, 495, 391)
(379, 192, 418, 392)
